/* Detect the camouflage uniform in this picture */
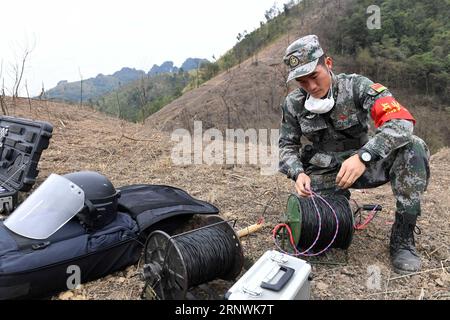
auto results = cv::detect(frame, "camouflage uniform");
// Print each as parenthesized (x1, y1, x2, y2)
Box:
(279, 73, 430, 217)
(280, 35, 430, 273)
(279, 47, 430, 218)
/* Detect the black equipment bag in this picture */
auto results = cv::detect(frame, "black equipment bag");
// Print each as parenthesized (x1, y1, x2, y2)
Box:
(0, 184, 219, 300)
(117, 184, 220, 239)
(0, 212, 140, 300)
(0, 116, 220, 300)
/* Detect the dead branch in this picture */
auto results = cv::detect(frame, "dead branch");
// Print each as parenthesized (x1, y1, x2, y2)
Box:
(13, 50, 30, 98)
(390, 266, 450, 281)
(24, 80, 32, 113)
(0, 86, 8, 116)
(120, 134, 154, 142)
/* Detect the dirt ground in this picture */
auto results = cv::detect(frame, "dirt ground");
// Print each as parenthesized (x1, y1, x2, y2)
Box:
(4, 98, 450, 300)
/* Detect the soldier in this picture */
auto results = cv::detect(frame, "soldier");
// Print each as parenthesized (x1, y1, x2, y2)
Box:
(279, 35, 430, 274)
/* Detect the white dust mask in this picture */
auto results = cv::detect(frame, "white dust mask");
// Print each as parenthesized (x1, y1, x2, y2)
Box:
(305, 85, 335, 114)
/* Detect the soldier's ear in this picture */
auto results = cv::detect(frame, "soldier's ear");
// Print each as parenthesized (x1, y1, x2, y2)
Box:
(325, 57, 333, 70)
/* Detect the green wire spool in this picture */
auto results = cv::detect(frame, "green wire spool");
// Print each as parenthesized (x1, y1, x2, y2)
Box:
(280, 194, 356, 253)
(284, 194, 303, 248)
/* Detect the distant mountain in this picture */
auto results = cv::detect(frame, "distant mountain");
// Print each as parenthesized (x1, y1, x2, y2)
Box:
(44, 58, 209, 103)
(181, 58, 209, 72)
(148, 59, 209, 76)
(149, 61, 179, 76)
(45, 67, 145, 103)
(112, 67, 146, 83)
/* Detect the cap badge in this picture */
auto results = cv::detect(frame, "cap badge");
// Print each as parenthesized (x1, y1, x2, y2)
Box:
(289, 55, 300, 68)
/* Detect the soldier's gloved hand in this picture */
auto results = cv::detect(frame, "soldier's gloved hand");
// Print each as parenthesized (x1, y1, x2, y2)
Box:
(296, 173, 312, 198)
(336, 154, 367, 189)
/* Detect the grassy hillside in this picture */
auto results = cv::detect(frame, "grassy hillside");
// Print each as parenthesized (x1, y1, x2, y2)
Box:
(147, 0, 450, 153)
(4, 97, 450, 300)
(94, 72, 190, 123)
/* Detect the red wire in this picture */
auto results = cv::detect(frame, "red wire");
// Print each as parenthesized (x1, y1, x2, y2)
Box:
(273, 224, 298, 252)
(352, 198, 378, 231)
(354, 209, 377, 230)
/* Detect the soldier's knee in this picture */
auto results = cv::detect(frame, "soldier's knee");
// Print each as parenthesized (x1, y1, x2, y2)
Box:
(399, 136, 430, 161)
(396, 136, 431, 186)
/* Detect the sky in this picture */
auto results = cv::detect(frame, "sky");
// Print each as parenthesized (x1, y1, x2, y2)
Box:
(0, 0, 288, 96)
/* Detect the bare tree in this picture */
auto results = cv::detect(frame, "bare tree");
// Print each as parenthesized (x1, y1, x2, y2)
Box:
(217, 69, 246, 129)
(235, 31, 248, 67)
(217, 71, 235, 129)
(38, 82, 46, 100)
(250, 69, 262, 125)
(0, 61, 7, 115)
(271, 63, 289, 94)
(196, 61, 200, 88)
(116, 82, 122, 119)
(0, 79, 8, 116)
(79, 67, 83, 108)
(10, 40, 35, 100)
(24, 80, 32, 112)
(138, 76, 148, 123)
(180, 108, 192, 134)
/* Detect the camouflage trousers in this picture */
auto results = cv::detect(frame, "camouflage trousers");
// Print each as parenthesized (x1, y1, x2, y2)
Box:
(308, 136, 430, 216)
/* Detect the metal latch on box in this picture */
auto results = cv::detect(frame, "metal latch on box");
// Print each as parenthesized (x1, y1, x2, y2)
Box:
(0, 196, 13, 214)
(0, 186, 13, 214)
(242, 285, 263, 297)
(270, 252, 289, 264)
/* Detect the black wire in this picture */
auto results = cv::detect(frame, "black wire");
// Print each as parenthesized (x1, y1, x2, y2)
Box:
(174, 225, 238, 288)
(297, 195, 354, 253)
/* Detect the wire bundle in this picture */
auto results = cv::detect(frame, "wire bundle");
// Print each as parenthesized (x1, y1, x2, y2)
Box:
(174, 224, 239, 288)
(273, 193, 354, 257)
(298, 194, 354, 253)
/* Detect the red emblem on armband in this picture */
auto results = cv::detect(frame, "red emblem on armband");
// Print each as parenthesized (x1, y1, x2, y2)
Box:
(371, 97, 416, 128)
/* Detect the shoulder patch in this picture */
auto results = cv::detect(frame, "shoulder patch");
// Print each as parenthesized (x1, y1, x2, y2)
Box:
(369, 83, 388, 96)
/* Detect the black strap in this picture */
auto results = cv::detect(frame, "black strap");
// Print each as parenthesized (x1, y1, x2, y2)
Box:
(3, 221, 84, 251)
(84, 199, 97, 215)
(315, 135, 369, 152)
(78, 199, 99, 231)
(5, 229, 50, 251)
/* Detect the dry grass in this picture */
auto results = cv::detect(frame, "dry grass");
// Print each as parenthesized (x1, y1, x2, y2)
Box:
(2, 97, 449, 300)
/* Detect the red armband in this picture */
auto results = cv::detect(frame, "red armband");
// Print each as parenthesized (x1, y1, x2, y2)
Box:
(371, 96, 416, 128)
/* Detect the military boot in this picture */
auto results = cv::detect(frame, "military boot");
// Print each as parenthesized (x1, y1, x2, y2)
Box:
(390, 212, 421, 274)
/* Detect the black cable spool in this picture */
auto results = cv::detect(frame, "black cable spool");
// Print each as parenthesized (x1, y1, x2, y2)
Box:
(284, 194, 355, 254)
(142, 216, 244, 300)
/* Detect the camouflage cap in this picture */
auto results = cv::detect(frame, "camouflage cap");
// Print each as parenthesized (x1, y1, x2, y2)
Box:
(283, 35, 324, 82)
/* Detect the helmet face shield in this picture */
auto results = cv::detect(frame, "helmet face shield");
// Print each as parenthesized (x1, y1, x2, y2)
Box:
(63, 171, 119, 230)
(5, 174, 85, 240)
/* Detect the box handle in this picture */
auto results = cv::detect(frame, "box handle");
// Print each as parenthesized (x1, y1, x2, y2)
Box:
(261, 266, 295, 292)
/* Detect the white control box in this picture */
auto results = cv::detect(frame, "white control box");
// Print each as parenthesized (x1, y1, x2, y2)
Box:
(226, 250, 311, 300)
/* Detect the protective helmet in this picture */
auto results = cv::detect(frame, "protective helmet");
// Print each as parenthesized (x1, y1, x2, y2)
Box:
(63, 171, 120, 230)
